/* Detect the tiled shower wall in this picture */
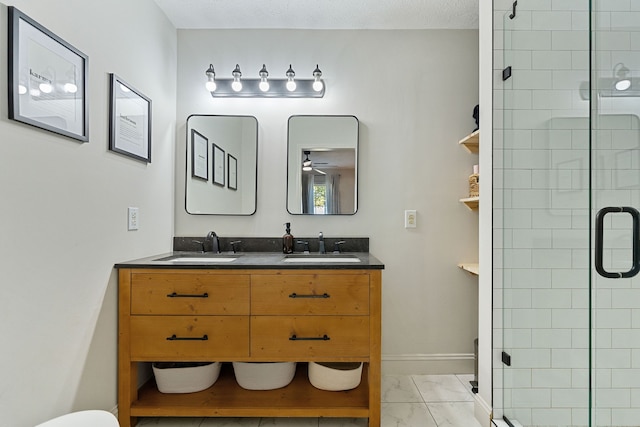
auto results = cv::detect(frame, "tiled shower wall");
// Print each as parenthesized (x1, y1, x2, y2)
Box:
(493, 0, 640, 426)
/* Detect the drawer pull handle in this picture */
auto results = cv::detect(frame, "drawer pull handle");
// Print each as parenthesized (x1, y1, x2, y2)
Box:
(288, 292, 330, 299)
(166, 292, 209, 298)
(289, 334, 330, 341)
(166, 334, 209, 341)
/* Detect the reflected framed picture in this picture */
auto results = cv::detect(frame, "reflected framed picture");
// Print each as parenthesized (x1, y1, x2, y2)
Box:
(212, 143, 225, 186)
(191, 129, 208, 181)
(109, 74, 152, 162)
(228, 154, 237, 190)
(8, 7, 89, 142)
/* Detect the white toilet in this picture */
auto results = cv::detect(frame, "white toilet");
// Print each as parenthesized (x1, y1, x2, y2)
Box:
(34, 410, 118, 427)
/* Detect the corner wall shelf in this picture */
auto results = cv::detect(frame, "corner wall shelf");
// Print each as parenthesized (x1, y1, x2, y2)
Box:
(459, 196, 479, 210)
(458, 263, 479, 276)
(458, 130, 479, 153)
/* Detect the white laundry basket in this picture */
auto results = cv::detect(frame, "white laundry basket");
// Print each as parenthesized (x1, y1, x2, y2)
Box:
(232, 362, 296, 390)
(308, 362, 363, 391)
(153, 361, 221, 393)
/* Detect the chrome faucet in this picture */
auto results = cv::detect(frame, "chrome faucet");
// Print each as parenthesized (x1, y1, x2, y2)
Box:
(318, 231, 326, 254)
(205, 231, 220, 253)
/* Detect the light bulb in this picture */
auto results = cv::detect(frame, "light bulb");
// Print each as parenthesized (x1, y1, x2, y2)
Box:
(18, 84, 27, 95)
(286, 64, 296, 92)
(312, 64, 323, 92)
(231, 64, 242, 92)
(64, 83, 78, 93)
(259, 64, 269, 92)
(205, 80, 217, 91)
(205, 64, 216, 91)
(302, 165, 312, 171)
(30, 88, 41, 97)
(615, 79, 631, 91)
(39, 82, 53, 94)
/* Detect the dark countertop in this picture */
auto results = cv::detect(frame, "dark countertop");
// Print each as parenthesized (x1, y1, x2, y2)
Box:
(114, 251, 384, 270)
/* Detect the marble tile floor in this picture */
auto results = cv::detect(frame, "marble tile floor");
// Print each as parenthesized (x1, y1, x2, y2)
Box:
(136, 374, 482, 427)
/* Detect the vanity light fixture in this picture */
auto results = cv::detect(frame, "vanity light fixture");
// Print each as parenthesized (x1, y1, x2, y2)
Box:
(205, 64, 217, 92)
(312, 65, 323, 92)
(302, 151, 313, 171)
(231, 64, 243, 92)
(204, 63, 325, 98)
(285, 64, 296, 91)
(258, 64, 269, 92)
(614, 63, 631, 91)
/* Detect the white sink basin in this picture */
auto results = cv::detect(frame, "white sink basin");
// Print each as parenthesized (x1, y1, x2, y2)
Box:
(283, 255, 361, 263)
(154, 255, 237, 263)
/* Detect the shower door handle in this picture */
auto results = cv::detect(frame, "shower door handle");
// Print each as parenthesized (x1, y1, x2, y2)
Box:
(595, 206, 640, 278)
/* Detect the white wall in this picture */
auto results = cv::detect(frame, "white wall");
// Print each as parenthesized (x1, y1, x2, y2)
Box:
(174, 29, 480, 373)
(0, 1, 176, 425)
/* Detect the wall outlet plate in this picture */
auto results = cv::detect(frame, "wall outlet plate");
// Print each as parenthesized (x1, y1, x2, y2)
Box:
(404, 210, 417, 228)
(128, 207, 139, 230)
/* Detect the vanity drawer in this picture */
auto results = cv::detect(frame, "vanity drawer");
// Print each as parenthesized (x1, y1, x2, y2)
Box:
(130, 316, 249, 360)
(130, 272, 249, 315)
(251, 274, 369, 315)
(250, 316, 370, 358)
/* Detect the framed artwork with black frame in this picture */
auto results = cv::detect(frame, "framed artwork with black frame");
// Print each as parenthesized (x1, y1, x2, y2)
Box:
(8, 6, 89, 142)
(228, 154, 237, 190)
(212, 143, 225, 187)
(109, 74, 152, 162)
(191, 129, 208, 181)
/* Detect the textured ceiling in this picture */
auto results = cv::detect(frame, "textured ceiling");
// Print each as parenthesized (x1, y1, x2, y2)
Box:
(153, 0, 478, 30)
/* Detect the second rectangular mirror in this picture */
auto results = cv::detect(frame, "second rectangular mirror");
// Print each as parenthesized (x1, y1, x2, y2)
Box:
(287, 115, 358, 215)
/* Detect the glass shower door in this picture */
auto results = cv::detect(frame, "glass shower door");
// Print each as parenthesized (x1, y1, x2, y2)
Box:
(496, 0, 640, 426)
(591, 0, 640, 424)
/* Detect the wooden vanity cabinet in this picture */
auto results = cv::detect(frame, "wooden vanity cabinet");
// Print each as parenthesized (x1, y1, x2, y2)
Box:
(118, 268, 382, 427)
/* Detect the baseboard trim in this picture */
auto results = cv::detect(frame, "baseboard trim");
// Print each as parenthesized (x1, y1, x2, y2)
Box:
(474, 393, 492, 427)
(382, 353, 474, 361)
(382, 353, 475, 375)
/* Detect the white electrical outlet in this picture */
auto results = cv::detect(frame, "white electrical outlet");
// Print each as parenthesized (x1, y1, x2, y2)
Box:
(405, 210, 417, 228)
(128, 207, 139, 230)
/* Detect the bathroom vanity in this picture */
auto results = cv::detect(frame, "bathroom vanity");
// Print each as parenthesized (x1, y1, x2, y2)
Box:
(115, 252, 383, 427)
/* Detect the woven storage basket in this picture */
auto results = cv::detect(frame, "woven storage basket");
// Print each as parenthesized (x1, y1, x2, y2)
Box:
(468, 173, 479, 197)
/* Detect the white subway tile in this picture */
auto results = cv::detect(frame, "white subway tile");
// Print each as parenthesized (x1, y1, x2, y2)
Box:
(504, 169, 533, 189)
(552, 308, 588, 328)
(512, 308, 553, 328)
(593, 308, 631, 328)
(552, 70, 589, 89)
(533, 209, 573, 229)
(532, 289, 572, 308)
(571, 11, 589, 31)
(551, 268, 585, 288)
(511, 268, 553, 289)
(532, 248, 573, 268)
(595, 388, 631, 408)
(504, 368, 532, 388)
(504, 208, 533, 228)
(532, 11, 572, 30)
(532, 89, 573, 109)
(552, 348, 589, 368)
(612, 409, 640, 426)
(552, 30, 589, 50)
(512, 149, 551, 169)
(595, 348, 631, 368)
(552, 229, 588, 249)
(611, 369, 640, 388)
(612, 290, 640, 309)
(504, 248, 533, 268)
(512, 31, 552, 50)
(511, 348, 552, 369)
(512, 388, 552, 408)
(551, 0, 589, 11)
(504, 289, 533, 309)
(532, 328, 572, 348)
(532, 368, 572, 388)
(513, 189, 552, 209)
(612, 329, 640, 349)
(513, 229, 552, 248)
(532, 408, 573, 425)
(610, 12, 640, 30)
(552, 388, 589, 407)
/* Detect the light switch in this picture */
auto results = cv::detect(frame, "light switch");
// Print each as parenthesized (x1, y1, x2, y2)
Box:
(128, 207, 139, 230)
(405, 210, 417, 228)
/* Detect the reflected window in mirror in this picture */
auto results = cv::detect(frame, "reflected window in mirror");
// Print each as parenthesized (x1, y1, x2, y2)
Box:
(287, 116, 358, 215)
(185, 115, 258, 215)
